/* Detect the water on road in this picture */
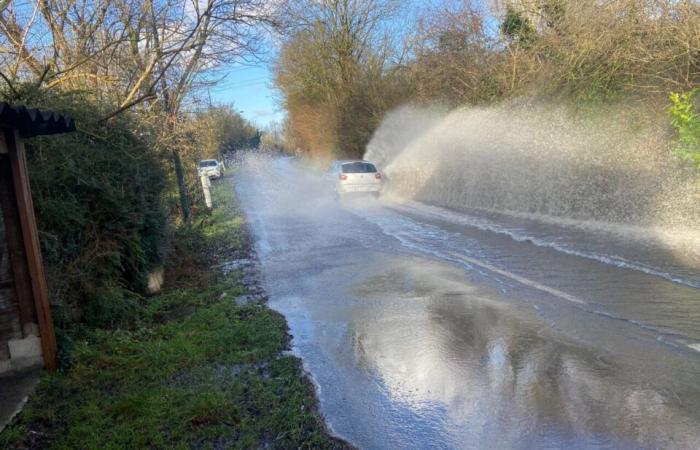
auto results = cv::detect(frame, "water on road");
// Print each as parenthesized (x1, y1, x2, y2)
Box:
(235, 156, 700, 449)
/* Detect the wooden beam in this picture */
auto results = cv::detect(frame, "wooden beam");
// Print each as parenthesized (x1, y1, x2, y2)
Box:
(0, 154, 38, 337)
(4, 129, 57, 371)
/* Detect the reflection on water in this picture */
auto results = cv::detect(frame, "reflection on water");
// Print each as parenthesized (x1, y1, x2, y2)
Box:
(351, 262, 700, 449)
(237, 155, 700, 449)
(354, 201, 700, 346)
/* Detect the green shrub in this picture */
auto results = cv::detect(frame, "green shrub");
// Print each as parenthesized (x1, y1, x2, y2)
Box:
(83, 282, 141, 329)
(500, 7, 536, 47)
(1, 86, 168, 333)
(669, 89, 700, 168)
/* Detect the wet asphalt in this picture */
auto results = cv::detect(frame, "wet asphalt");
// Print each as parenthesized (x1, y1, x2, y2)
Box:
(235, 156, 700, 450)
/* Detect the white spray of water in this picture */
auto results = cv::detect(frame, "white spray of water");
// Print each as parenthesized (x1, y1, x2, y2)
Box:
(365, 102, 700, 230)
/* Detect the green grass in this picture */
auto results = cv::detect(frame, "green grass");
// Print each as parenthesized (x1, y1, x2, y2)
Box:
(0, 177, 348, 450)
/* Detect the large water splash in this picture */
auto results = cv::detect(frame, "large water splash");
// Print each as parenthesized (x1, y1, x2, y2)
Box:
(365, 102, 700, 229)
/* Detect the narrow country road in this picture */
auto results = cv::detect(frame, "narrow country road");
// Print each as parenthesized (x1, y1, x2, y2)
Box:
(235, 155, 700, 450)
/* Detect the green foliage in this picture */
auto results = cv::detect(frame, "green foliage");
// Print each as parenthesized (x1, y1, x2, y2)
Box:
(82, 283, 142, 329)
(0, 86, 168, 334)
(669, 89, 700, 168)
(500, 7, 536, 46)
(2, 287, 336, 449)
(0, 182, 344, 450)
(212, 107, 260, 152)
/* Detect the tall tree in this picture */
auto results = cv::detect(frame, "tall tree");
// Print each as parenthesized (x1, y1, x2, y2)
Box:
(0, 0, 277, 222)
(274, 0, 405, 158)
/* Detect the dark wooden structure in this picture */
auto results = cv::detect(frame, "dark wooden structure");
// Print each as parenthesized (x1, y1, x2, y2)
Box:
(0, 103, 74, 374)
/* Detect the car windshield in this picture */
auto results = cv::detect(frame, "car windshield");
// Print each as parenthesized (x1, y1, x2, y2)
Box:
(342, 162, 377, 174)
(199, 160, 217, 168)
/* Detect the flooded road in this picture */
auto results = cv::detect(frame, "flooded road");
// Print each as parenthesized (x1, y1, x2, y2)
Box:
(235, 156, 700, 449)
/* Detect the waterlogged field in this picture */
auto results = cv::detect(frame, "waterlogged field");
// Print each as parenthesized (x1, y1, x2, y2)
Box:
(237, 154, 700, 449)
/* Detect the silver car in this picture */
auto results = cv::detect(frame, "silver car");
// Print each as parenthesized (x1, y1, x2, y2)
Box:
(328, 160, 383, 198)
(198, 159, 224, 178)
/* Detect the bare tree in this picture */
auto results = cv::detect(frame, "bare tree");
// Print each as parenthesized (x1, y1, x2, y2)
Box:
(117, 0, 276, 221)
(274, 0, 408, 158)
(0, 0, 276, 114)
(0, 0, 277, 222)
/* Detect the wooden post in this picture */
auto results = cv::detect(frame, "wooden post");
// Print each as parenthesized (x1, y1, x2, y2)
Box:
(4, 129, 57, 371)
(0, 155, 38, 336)
(201, 175, 212, 209)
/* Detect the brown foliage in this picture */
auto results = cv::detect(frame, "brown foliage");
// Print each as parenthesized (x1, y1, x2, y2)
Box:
(276, 0, 700, 160)
(413, 0, 700, 106)
(285, 102, 338, 159)
(274, 0, 411, 159)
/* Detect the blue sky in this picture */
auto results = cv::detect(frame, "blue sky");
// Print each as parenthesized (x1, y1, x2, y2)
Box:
(208, 0, 498, 129)
(209, 62, 283, 128)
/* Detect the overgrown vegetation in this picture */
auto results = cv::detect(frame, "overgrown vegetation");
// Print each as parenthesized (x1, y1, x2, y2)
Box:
(6, 0, 693, 341)
(273, 0, 700, 161)
(0, 86, 262, 358)
(274, 0, 411, 159)
(0, 181, 348, 449)
(0, 4, 331, 444)
(669, 89, 700, 169)
(0, 0, 269, 338)
(2, 87, 167, 342)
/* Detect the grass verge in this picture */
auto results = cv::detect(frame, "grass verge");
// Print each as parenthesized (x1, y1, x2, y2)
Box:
(0, 176, 349, 449)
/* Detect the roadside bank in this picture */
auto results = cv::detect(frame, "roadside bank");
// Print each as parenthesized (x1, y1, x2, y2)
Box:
(0, 174, 350, 449)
